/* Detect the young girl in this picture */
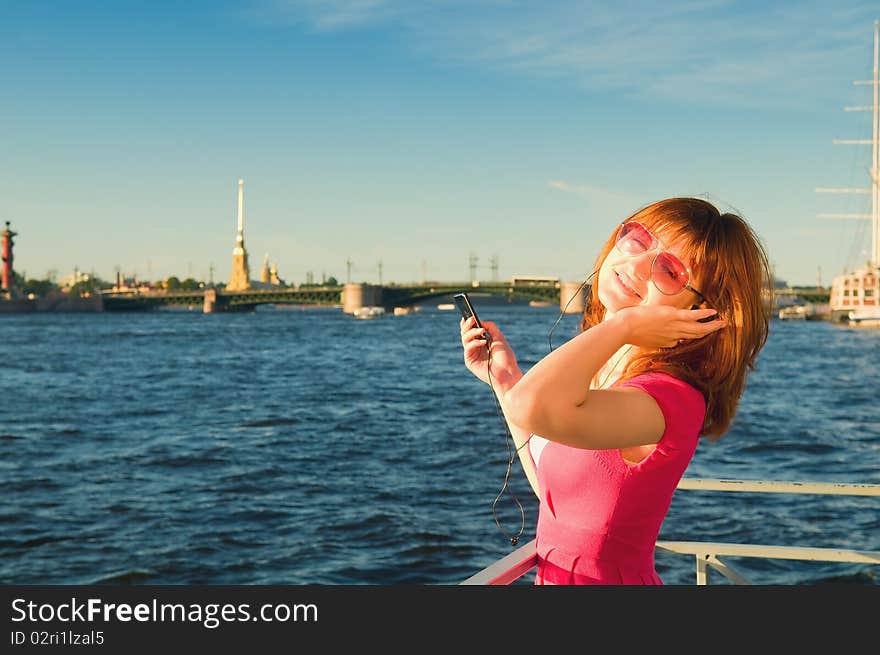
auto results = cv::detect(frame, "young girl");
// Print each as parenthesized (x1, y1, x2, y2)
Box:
(459, 197, 772, 584)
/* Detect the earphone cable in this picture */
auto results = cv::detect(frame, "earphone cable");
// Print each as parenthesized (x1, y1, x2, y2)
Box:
(547, 270, 597, 352)
(483, 269, 598, 547)
(486, 341, 526, 547)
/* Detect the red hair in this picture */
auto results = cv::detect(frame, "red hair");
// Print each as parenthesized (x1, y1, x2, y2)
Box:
(581, 197, 773, 438)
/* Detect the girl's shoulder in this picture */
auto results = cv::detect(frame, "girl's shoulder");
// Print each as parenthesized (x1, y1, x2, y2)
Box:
(616, 371, 706, 443)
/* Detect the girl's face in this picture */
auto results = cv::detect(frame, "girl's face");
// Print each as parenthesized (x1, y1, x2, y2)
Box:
(597, 223, 704, 317)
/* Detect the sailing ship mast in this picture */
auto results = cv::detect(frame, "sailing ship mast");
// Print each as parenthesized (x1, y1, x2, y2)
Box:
(816, 20, 880, 322)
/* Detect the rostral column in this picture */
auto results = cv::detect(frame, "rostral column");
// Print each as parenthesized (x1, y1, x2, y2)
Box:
(226, 178, 251, 291)
(1, 221, 18, 298)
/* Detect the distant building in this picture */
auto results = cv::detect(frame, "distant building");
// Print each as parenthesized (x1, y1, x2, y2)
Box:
(260, 253, 270, 284)
(251, 252, 285, 289)
(227, 178, 251, 291)
(58, 270, 92, 289)
(270, 262, 282, 286)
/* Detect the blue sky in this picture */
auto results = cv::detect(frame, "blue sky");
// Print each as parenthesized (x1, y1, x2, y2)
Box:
(3, 1, 878, 287)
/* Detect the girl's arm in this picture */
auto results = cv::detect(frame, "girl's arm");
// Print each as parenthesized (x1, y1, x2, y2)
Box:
(461, 318, 539, 497)
(501, 306, 723, 450)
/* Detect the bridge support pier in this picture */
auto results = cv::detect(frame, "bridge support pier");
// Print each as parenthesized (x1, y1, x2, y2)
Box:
(560, 281, 587, 314)
(203, 289, 217, 313)
(342, 283, 382, 314)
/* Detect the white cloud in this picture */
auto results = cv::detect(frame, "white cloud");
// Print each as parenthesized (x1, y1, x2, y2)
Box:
(253, 0, 878, 109)
(262, 0, 407, 30)
(548, 179, 639, 210)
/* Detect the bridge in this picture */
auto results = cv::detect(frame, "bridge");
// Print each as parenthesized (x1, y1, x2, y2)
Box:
(99, 281, 574, 314)
(773, 287, 831, 304)
(99, 281, 829, 315)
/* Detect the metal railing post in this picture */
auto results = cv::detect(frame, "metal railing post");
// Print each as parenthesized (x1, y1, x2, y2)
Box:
(696, 554, 709, 585)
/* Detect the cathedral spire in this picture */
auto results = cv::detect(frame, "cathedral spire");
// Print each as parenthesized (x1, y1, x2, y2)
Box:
(236, 178, 245, 246)
(227, 178, 251, 291)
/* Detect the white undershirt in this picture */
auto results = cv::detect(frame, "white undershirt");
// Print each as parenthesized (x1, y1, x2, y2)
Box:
(528, 433, 550, 468)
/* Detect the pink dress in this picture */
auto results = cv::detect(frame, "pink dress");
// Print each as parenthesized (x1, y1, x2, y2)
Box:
(528, 372, 705, 585)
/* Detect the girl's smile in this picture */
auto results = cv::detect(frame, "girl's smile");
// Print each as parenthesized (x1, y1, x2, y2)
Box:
(612, 267, 644, 301)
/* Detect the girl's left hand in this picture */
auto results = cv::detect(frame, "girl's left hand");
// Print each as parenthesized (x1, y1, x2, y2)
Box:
(612, 305, 727, 349)
(460, 317, 522, 389)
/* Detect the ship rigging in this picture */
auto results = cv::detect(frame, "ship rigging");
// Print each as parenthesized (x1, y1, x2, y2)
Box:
(817, 20, 880, 325)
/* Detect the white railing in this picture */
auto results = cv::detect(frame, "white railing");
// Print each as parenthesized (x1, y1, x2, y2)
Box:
(460, 478, 880, 585)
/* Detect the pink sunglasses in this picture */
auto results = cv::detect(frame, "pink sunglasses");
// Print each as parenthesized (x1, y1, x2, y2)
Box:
(614, 221, 708, 304)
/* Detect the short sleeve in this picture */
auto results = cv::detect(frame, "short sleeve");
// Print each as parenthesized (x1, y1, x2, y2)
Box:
(616, 372, 705, 452)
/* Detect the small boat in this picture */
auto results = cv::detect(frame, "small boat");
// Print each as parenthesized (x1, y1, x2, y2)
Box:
(778, 304, 813, 320)
(528, 300, 552, 307)
(437, 303, 455, 311)
(848, 307, 880, 327)
(393, 306, 421, 316)
(352, 306, 385, 319)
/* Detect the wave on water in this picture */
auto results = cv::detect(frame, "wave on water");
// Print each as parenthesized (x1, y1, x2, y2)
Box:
(1, 311, 877, 585)
(89, 569, 157, 585)
(239, 417, 299, 428)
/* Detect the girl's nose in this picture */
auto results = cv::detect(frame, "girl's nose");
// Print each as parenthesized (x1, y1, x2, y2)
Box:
(624, 251, 654, 283)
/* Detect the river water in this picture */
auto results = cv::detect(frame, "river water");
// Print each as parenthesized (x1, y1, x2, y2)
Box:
(1, 302, 877, 585)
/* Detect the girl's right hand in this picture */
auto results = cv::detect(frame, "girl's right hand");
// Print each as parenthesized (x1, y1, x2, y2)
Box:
(460, 317, 522, 390)
(612, 304, 726, 349)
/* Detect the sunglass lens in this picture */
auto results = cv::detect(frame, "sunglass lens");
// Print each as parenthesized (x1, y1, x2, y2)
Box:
(617, 222, 654, 254)
(652, 252, 689, 295)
